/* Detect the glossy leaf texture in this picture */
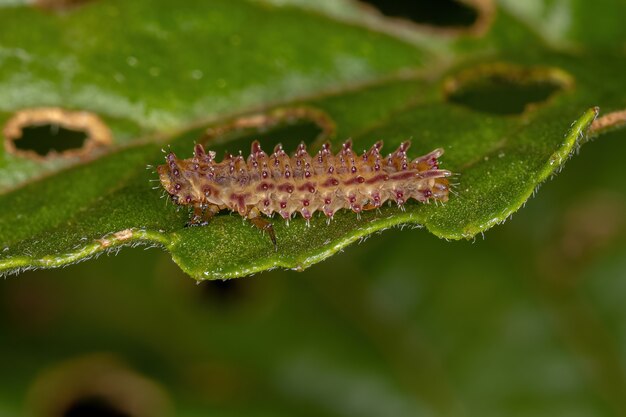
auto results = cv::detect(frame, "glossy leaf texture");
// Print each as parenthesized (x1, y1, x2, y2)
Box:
(1, 0, 625, 279)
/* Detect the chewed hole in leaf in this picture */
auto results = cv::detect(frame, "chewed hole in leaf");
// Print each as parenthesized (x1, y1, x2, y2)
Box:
(3, 107, 112, 160)
(199, 107, 334, 155)
(63, 396, 131, 417)
(444, 64, 574, 115)
(15, 125, 88, 157)
(224, 119, 325, 154)
(26, 355, 171, 417)
(448, 79, 562, 115)
(359, 0, 480, 28)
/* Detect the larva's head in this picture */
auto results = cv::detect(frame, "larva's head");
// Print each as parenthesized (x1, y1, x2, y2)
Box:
(157, 151, 195, 205)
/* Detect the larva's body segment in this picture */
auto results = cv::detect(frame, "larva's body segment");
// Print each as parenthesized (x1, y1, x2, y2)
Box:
(157, 140, 451, 244)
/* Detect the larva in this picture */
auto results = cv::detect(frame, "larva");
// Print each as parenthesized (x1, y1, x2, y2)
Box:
(157, 140, 452, 247)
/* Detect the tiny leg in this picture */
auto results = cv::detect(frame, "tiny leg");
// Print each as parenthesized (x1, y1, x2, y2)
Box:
(186, 204, 219, 227)
(247, 207, 277, 250)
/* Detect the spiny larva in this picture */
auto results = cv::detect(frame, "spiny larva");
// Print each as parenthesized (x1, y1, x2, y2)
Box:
(157, 140, 452, 248)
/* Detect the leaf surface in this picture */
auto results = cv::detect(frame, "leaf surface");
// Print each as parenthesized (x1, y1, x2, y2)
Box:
(0, 0, 624, 279)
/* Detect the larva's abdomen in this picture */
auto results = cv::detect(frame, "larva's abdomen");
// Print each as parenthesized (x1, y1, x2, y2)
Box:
(157, 140, 452, 221)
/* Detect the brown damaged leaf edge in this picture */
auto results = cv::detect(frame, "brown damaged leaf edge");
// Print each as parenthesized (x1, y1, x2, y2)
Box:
(352, 0, 495, 38)
(442, 63, 575, 114)
(3, 107, 112, 161)
(97, 229, 134, 249)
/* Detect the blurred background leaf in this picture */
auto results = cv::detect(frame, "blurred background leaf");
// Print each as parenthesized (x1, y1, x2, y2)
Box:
(1, 0, 626, 416)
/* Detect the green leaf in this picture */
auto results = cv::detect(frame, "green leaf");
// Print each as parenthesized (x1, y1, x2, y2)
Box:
(1, 0, 625, 279)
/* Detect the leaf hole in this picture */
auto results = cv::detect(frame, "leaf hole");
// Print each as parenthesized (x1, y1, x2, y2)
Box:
(63, 396, 131, 417)
(200, 106, 335, 155)
(26, 355, 171, 417)
(227, 120, 325, 154)
(443, 64, 575, 115)
(354, 0, 494, 35)
(3, 108, 112, 160)
(15, 124, 89, 156)
(358, 0, 480, 28)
